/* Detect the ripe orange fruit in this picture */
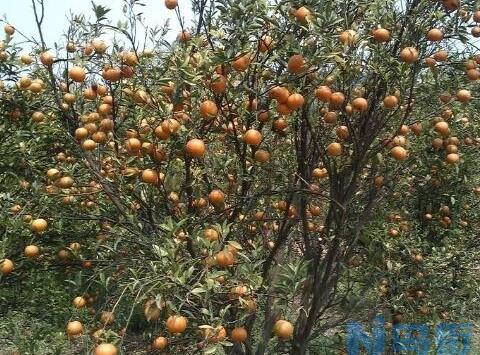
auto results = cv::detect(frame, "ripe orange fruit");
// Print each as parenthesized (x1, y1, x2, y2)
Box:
(294, 6, 311, 22)
(204, 228, 219, 242)
(383, 95, 398, 109)
(100, 311, 115, 325)
(287, 93, 305, 110)
(270, 86, 290, 103)
(0, 259, 14, 275)
(434, 121, 450, 136)
(329, 92, 345, 108)
(232, 54, 251, 71)
(102, 67, 122, 82)
(426, 28, 443, 42)
(31, 218, 48, 233)
(92, 38, 107, 54)
(326, 142, 342, 156)
(336, 126, 350, 140)
(216, 250, 235, 267)
(69, 67, 86, 82)
(456, 89, 471, 103)
(166, 315, 188, 334)
(4, 24, 15, 35)
(57, 176, 74, 188)
(231, 327, 248, 343)
(142, 169, 159, 185)
(339, 30, 358, 46)
(210, 74, 227, 93)
(82, 139, 97, 151)
(315, 86, 332, 101)
(433, 50, 448, 62)
(40, 51, 54, 66)
(445, 153, 459, 164)
(24, 245, 39, 259)
(400, 47, 419, 63)
(165, 0, 178, 9)
(323, 111, 337, 124)
(274, 320, 294, 340)
(254, 149, 270, 162)
(94, 343, 118, 355)
(258, 35, 273, 52)
(208, 189, 225, 205)
(390, 146, 408, 161)
(186, 138, 206, 158)
(177, 31, 192, 42)
(372, 28, 390, 42)
(243, 129, 262, 146)
(66, 321, 83, 337)
(73, 296, 87, 309)
(152, 336, 168, 350)
(288, 54, 306, 73)
(352, 97, 368, 111)
(200, 100, 218, 118)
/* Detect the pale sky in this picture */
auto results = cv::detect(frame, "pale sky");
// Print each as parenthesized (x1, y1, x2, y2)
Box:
(2, 0, 193, 48)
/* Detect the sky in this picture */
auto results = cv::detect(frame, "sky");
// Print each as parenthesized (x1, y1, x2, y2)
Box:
(1, 0, 194, 49)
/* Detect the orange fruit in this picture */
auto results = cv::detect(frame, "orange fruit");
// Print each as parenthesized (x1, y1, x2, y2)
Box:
(177, 31, 191, 42)
(383, 95, 398, 109)
(73, 296, 87, 309)
(315, 86, 332, 101)
(0, 259, 14, 275)
(92, 38, 107, 54)
(4, 24, 15, 35)
(339, 30, 358, 45)
(336, 126, 350, 140)
(254, 149, 270, 162)
(165, 0, 178, 9)
(231, 327, 248, 343)
(270, 86, 290, 103)
(258, 35, 273, 52)
(40, 51, 54, 66)
(186, 138, 206, 157)
(326, 142, 342, 157)
(141, 169, 159, 185)
(456, 89, 471, 103)
(210, 74, 227, 93)
(243, 129, 262, 146)
(94, 343, 118, 355)
(372, 28, 390, 42)
(200, 100, 218, 118)
(287, 93, 305, 110)
(329, 92, 345, 108)
(352, 97, 368, 111)
(69, 67, 86, 82)
(434, 121, 450, 136)
(82, 139, 97, 151)
(31, 218, 48, 233)
(426, 28, 443, 42)
(445, 153, 459, 164)
(273, 320, 294, 340)
(66, 321, 83, 337)
(433, 50, 448, 62)
(208, 189, 225, 205)
(24, 245, 39, 259)
(152, 336, 168, 350)
(204, 228, 219, 242)
(400, 47, 419, 63)
(287, 54, 306, 73)
(216, 250, 235, 267)
(390, 146, 408, 161)
(232, 54, 251, 71)
(294, 6, 311, 22)
(166, 315, 188, 334)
